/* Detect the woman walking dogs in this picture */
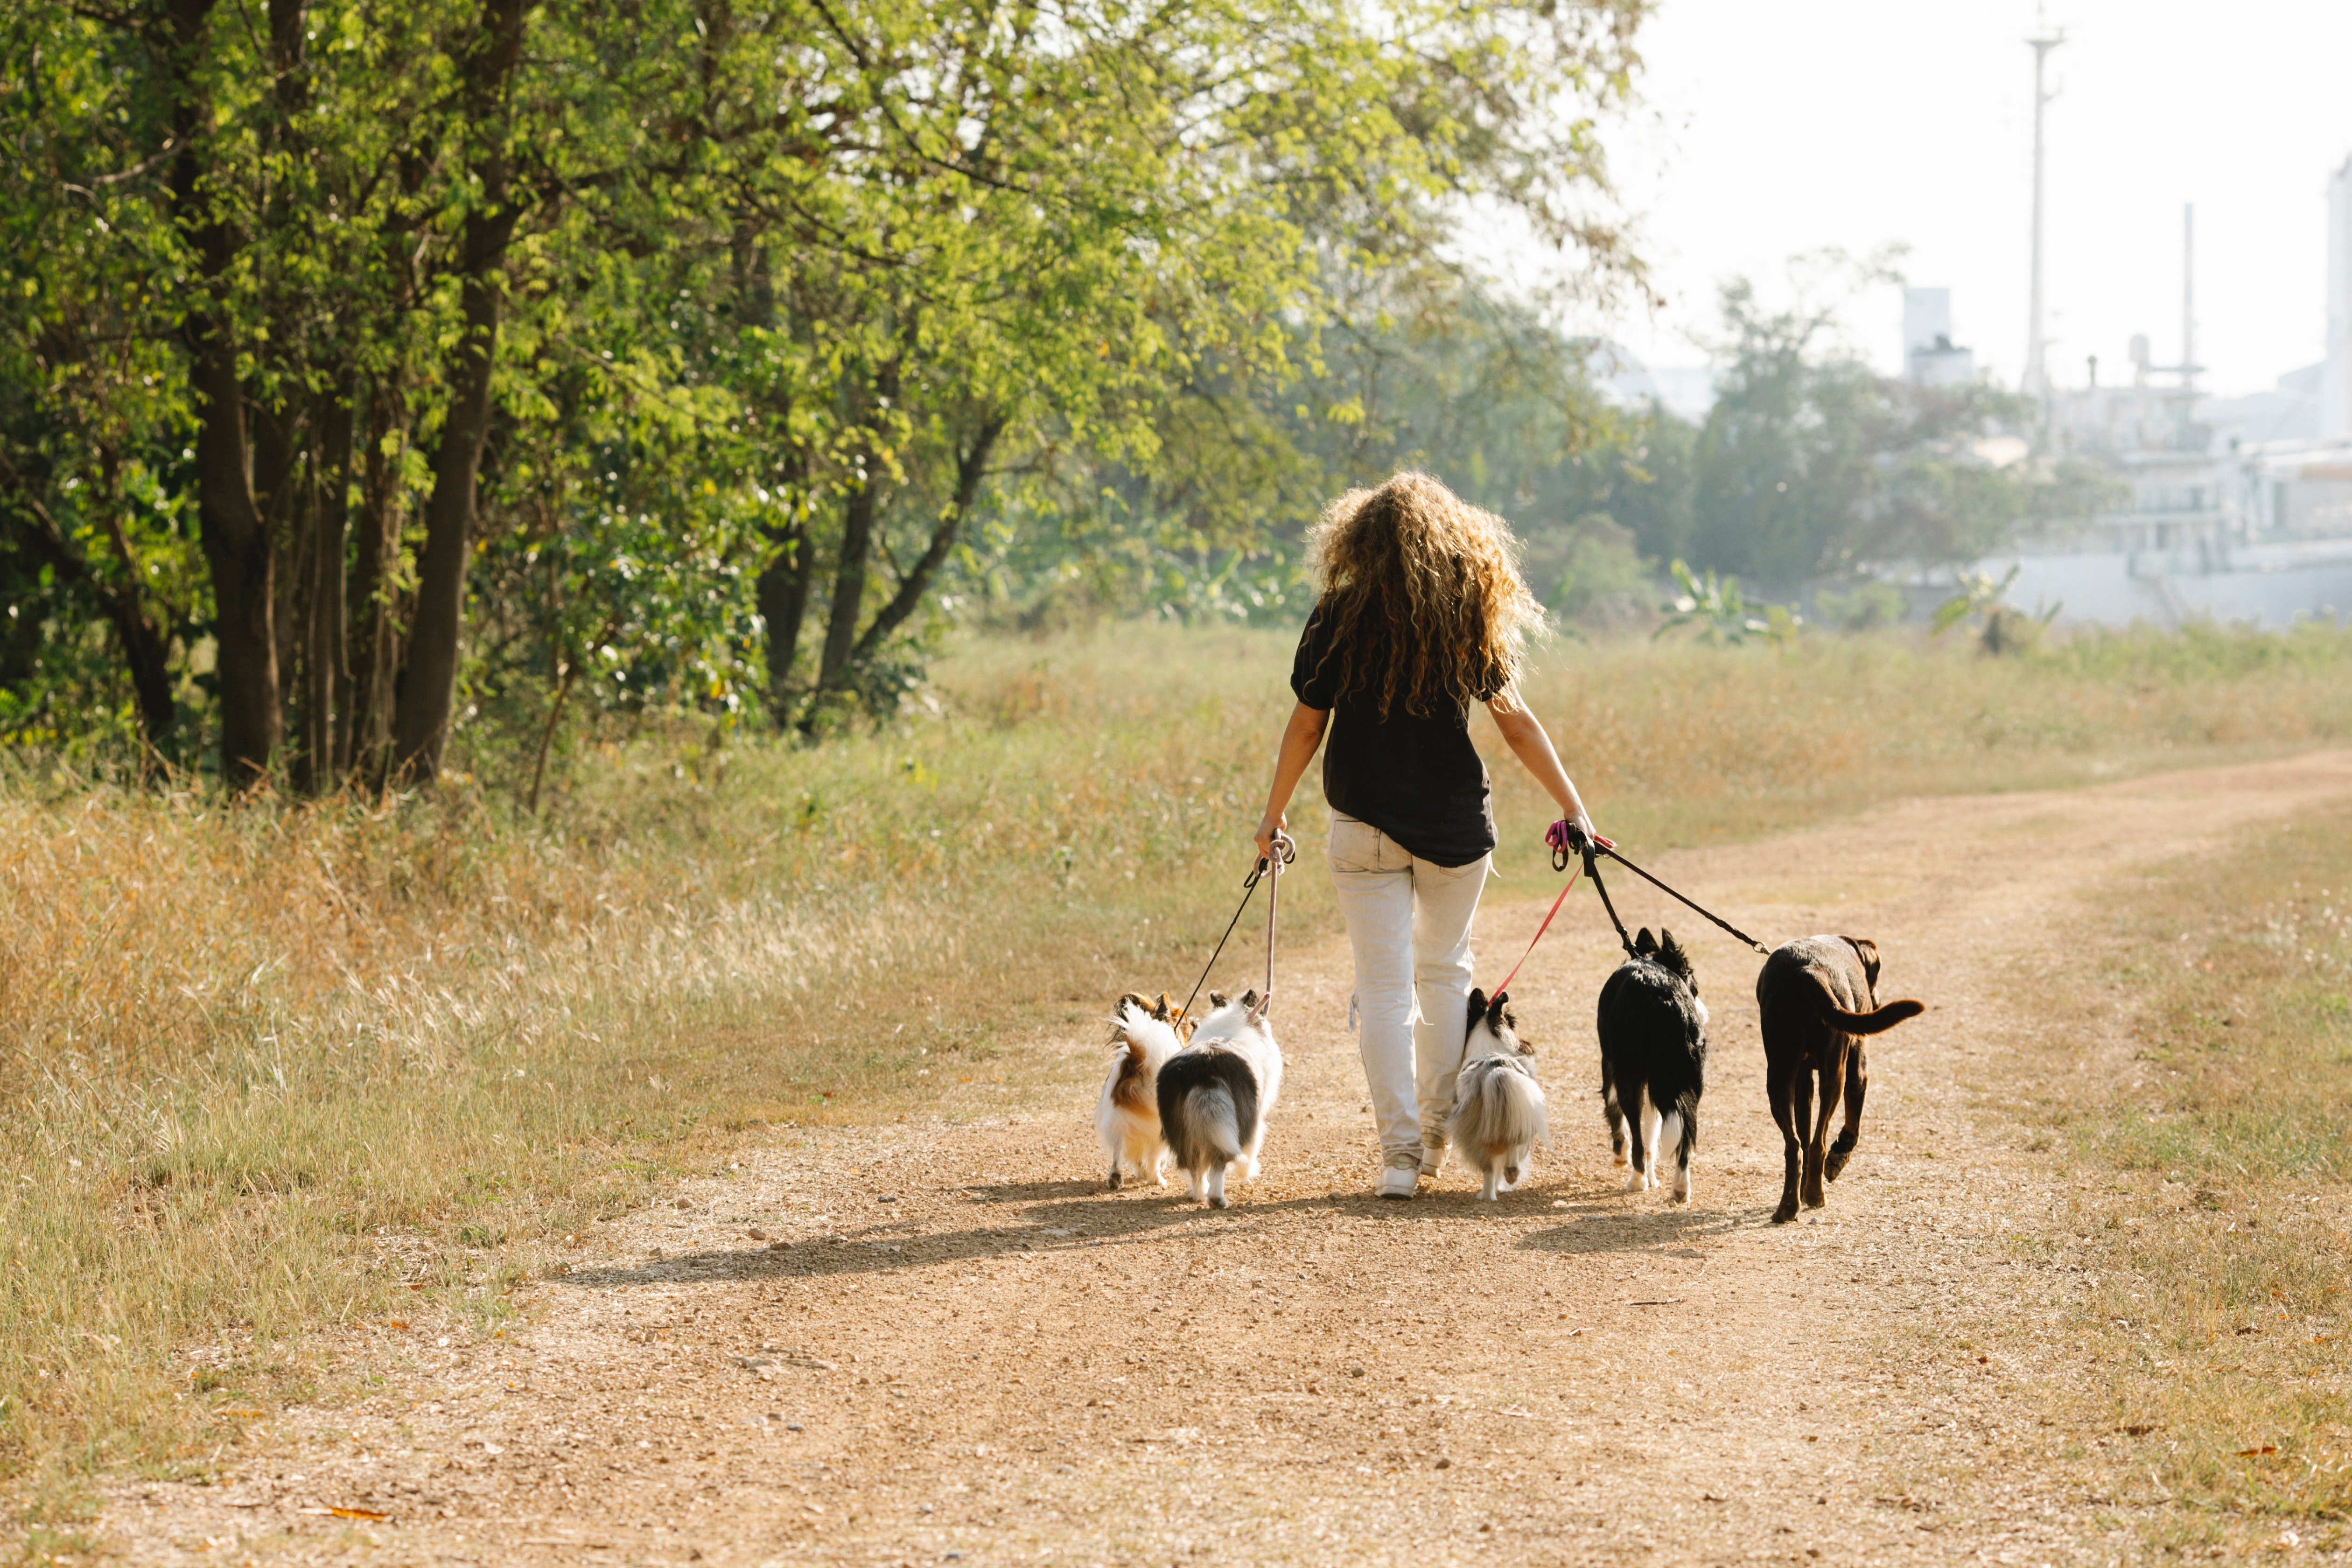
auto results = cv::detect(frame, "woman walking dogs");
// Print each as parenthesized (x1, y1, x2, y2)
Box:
(1252, 473, 1605, 1200)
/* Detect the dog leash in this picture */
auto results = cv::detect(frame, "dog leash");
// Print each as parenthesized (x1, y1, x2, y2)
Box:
(1556, 822, 1771, 957)
(1489, 858, 1583, 996)
(1178, 830, 1295, 1023)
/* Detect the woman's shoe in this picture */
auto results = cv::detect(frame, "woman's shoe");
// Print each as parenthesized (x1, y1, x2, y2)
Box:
(1376, 1155, 1420, 1200)
(1419, 1134, 1448, 1181)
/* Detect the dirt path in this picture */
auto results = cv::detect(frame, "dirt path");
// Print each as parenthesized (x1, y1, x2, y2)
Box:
(105, 749, 2352, 1567)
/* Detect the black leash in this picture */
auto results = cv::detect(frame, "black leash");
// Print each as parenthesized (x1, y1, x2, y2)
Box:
(1178, 830, 1295, 1023)
(1555, 827, 1771, 958)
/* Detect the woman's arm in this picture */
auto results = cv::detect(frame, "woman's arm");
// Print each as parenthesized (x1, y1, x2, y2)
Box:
(1253, 700, 1329, 865)
(1487, 693, 1602, 844)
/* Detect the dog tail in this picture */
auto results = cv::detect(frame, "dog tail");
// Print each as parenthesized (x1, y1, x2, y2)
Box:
(1156, 1050, 1254, 1171)
(1176, 1083, 1241, 1169)
(1447, 1062, 1547, 1162)
(1812, 979, 1925, 1036)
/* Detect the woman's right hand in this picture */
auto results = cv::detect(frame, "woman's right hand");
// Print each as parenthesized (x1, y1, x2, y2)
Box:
(1253, 809, 1287, 869)
(1547, 815, 1612, 857)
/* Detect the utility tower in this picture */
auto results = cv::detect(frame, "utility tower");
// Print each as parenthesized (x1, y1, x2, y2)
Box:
(2022, 22, 2065, 399)
(2180, 203, 2198, 395)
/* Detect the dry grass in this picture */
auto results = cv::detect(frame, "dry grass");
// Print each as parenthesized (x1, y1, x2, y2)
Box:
(2025, 798, 2352, 1555)
(3, 618, 2352, 1516)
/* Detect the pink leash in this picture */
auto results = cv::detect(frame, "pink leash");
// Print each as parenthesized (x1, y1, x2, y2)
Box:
(1487, 819, 1610, 997)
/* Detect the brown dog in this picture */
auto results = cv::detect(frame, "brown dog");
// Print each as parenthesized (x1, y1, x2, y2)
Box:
(1755, 936, 1924, 1224)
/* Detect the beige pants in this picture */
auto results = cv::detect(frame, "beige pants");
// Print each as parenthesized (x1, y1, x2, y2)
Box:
(1326, 812, 1491, 1167)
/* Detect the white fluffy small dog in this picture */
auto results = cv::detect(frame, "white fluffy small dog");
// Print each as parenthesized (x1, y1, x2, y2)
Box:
(1095, 993, 1187, 1190)
(1445, 988, 1548, 1200)
(1154, 989, 1283, 1209)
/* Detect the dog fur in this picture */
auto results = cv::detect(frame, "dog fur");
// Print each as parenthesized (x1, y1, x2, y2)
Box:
(1595, 927, 1708, 1204)
(1445, 988, 1547, 1200)
(1154, 988, 1282, 1209)
(1095, 992, 1188, 1190)
(1755, 934, 1925, 1224)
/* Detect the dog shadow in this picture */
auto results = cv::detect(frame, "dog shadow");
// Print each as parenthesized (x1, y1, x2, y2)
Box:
(1511, 1188, 1742, 1255)
(555, 1184, 1366, 1292)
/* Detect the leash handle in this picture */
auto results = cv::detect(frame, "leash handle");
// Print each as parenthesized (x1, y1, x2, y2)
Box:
(1179, 830, 1296, 1026)
(1260, 829, 1292, 1014)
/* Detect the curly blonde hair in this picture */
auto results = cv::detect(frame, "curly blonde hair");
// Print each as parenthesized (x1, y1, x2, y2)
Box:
(1302, 471, 1544, 720)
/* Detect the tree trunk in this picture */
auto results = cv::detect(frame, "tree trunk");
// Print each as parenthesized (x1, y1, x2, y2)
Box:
(814, 476, 879, 699)
(846, 414, 1003, 670)
(756, 518, 814, 721)
(387, 0, 531, 785)
(169, 0, 279, 788)
(256, 399, 306, 773)
(308, 387, 352, 787)
(346, 378, 405, 788)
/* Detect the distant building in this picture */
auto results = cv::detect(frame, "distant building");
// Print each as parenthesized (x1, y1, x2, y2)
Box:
(1902, 287, 1976, 386)
(1583, 340, 1716, 424)
(1966, 181, 2352, 628)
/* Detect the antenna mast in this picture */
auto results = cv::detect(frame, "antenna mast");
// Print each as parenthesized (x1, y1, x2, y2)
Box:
(2181, 203, 2197, 394)
(2023, 20, 2065, 398)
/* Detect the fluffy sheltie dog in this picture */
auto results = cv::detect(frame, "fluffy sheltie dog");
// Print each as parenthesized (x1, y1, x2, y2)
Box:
(1154, 989, 1282, 1209)
(1596, 928, 1708, 1204)
(1445, 988, 1547, 1200)
(1095, 993, 1188, 1190)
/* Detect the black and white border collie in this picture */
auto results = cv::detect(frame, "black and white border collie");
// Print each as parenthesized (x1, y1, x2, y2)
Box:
(1445, 988, 1547, 1200)
(1154, 989, 1282, 1209)
(1595, 927, 1708, 1204)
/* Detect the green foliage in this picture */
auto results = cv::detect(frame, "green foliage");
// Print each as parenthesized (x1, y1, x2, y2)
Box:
(1539, 515, 1653, 625)
(0, 0, 1656, 785)
(1653, 558, 1802, 647)
(1933, 564, 2059, 656)
(1811, 582, 1906, 632)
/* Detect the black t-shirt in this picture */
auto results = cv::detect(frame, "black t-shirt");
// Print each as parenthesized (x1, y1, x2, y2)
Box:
(1289, 603, 1496, 868)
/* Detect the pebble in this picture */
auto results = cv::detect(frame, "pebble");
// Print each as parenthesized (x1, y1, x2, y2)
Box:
(746, 1228, 768, 1241)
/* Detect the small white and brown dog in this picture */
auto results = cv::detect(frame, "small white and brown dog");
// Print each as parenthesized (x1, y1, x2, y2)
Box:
(1095, 992, 1189, 1190)
(1445, 988, 1547, 1200)
(1155, 988, 1283, 1209)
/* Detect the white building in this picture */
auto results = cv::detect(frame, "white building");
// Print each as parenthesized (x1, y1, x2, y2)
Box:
(1902, 287, 1976, 386)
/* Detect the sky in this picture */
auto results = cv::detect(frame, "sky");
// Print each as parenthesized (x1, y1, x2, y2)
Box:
(1499, 0, 2352, 398)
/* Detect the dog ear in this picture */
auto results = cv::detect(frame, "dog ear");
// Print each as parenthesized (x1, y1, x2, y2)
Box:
(1240, 987, 1260, 1010)
(1488, 990, 1511, 1032)
(1841, 936, 1882, 986)
(1658, 928, 1692, 977)
(1152, 992, 1173, 1020)
(1465, 988, 1489, 1032)
(1209, 990, 1227, 1009)
(1634, 927, 1656, 954)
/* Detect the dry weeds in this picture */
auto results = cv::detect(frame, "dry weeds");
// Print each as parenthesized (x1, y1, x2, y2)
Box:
(2, 619, 2350, 1518)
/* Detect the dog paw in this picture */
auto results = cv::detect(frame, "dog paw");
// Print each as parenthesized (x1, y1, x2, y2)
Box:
(1770, 1203, 1799, 1225)
(1207, 1194, 1230, 1211)
(1106, 1170, 1122, 1191)
(1823, 1149, 1852, 1183)
(1622, 1171, 1645, 1193)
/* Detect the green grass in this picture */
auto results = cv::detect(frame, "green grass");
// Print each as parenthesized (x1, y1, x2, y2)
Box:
(2, 617, 2351, 1509)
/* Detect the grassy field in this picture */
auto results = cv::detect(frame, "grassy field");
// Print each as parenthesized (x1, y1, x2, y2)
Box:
(5, 618, 2352, 1508)
(2042, 797, 2352, 1552)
